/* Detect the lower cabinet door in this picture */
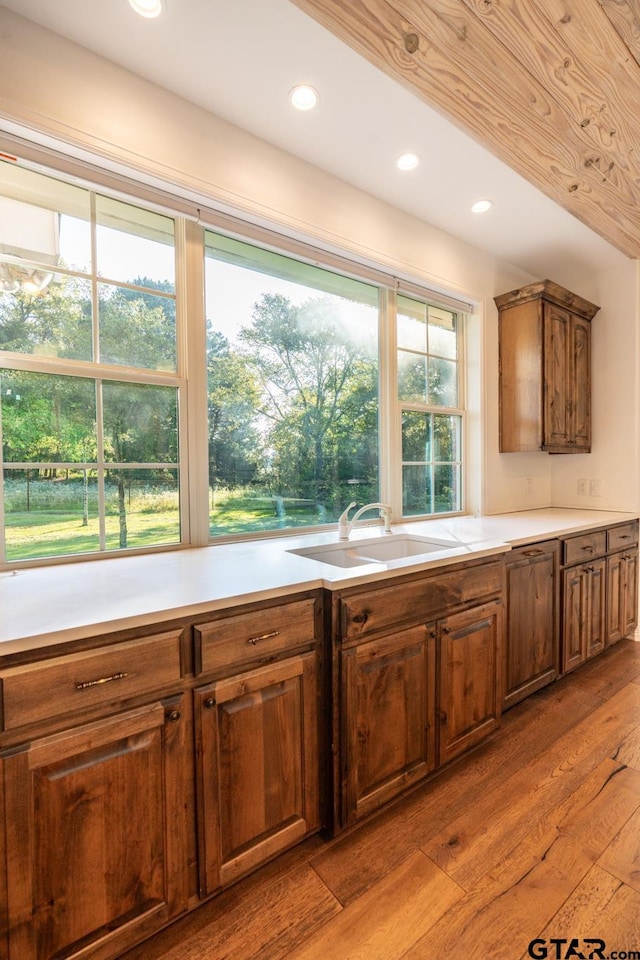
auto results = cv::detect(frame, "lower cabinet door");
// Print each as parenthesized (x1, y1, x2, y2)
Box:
(503, 543, 559, 710)
(562, 560, 606, 671)
(341, 625, 436, 826)
(607, 550, 639, 644)
(439, 600, 502, 764)
(2, 697, 188, 960)
(195, 652, 320, 897)
(622, 551, 639, 638)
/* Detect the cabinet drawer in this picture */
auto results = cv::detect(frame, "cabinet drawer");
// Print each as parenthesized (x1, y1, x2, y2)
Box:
(607, 522, 638, 553)
(195, 598, 316, 675)
(563, 531, 606, 566)
(340, 559, 504, 641)
(508, 540, 559, 566)
(0, 630, 183, 731)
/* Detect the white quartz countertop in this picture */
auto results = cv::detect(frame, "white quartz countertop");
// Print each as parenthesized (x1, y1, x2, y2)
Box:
(0, 507, 636, 657)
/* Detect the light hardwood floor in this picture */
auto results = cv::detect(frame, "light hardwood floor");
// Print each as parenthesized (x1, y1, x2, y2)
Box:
(122, 639, 640, 960)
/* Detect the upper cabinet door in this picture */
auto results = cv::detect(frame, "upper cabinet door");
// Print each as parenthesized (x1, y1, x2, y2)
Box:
(571, 314, 591, 452)
(543, 302, 573, 450)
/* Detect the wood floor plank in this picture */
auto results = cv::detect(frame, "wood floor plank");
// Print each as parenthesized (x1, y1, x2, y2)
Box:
(570, 639, 640, 699)
(521, 865, 640, 960)
(614, 722, 640, 770)
(560, 764, 640, 860)
(311, 680, 602, 905)
(423, 684, 640, 889)
(597, 806, 640, 894)
(425, 758, 640, 891)
(285, 851, 463, 960)
(120, 863, 341, 960)
(403, 836, 593, 960)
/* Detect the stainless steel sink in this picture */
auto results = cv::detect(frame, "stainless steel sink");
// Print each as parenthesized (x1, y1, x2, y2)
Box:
(288, 533, 460, 568)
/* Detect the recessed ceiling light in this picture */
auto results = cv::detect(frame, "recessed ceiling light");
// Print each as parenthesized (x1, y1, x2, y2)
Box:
(471, 199, 493, 214)
(128, 0, 164, 18)
(289, 85, 319, 111)
(396, 153, 420, 172)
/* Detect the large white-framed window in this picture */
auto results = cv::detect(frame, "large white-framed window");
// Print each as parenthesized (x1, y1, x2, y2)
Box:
(204, 230, 380, 537)
(396, 294, 464, 517)
(0, 160, 185, 564)
(0, 149, 470, 566)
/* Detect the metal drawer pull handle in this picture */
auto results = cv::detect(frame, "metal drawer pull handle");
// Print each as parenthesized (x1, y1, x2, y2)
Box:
(619, 535, 631, 540)
(523, 549, 544, 556)
(75, 671, 128, 690)
(581, 546, 594, 552)
(247, 630, 280, 646)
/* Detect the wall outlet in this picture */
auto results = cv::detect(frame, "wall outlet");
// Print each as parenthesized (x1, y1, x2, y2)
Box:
(577, 479, 589, 495)
(590, 479, 604, 497)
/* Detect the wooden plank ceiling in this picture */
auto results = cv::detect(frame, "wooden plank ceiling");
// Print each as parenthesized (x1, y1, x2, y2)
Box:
(289, 0, 640, 259)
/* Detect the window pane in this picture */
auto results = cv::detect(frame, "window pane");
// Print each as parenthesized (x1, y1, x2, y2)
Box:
(105, 468, 180, 550)
(102, 381, 178, 463)
(398, 352, 427, 403)
(428, 307, 457, 359)
(433, 414, 460, 462)
(1, 370, 96, 462)
(0, 275, 93, 361)
(429, 357, 457, 406)
(95, 196, 175, 289)
(0, 160, 91, 273)
(402, 464, 431, 516)
(58, 215, 92, 274)
(4, 468, 99, 560)
(397, 296, 427, 352)
(205, 232, 379, 537)
(434, 463, 461, 513)
(98, 283, 176, 371)
(402, 411, 431, 462)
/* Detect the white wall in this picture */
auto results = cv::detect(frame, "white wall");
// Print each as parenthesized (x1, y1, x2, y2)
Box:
(550, 260, 640, 513)
(0, 7, 636, 518)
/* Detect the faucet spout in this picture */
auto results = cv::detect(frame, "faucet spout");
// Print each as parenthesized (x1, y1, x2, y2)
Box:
(337, 501, 392, 540)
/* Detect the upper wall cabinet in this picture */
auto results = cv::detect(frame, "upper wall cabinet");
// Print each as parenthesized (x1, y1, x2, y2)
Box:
(495, 281, 600, 454)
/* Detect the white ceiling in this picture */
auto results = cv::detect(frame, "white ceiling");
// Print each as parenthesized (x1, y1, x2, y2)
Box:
(0, 0, 629, 279)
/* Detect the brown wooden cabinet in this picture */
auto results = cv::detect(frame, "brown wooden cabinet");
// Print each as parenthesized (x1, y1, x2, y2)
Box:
(562, 556, 607, 672)
(0, 631, 188, 960)
(495, 280, 599, 454)
(606, 522, 639, 645)
(193, 596, 322, 897)
(438, 600, 502, 763)
(341, 624, 436, 825)
(503, 540, 559, 710)
(334, 558, 505, 829)
(561, 522, 638, 673)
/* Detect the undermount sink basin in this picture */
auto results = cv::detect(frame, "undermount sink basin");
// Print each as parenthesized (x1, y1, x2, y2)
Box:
(288, 533, 461, 568)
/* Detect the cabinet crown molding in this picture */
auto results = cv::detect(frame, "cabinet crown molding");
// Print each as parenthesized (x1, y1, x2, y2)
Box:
(494, 280, 600, 321)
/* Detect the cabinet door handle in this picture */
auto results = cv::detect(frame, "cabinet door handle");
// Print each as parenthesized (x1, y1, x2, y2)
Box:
(442, 626, 452, 634)
(204, 697, 216, 709)
(166, 709, 181, 723)
(523, 548, 544, 556)
(581, 545, 594, 553)
(75, 671, 128, 691)
(247, 630, 280, 646)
